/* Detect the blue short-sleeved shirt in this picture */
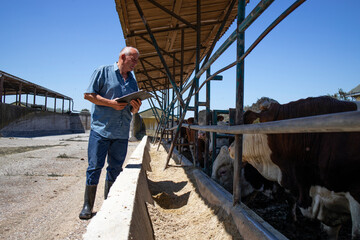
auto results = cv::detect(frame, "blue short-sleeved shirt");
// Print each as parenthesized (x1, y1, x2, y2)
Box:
(85, 62, 138, 139)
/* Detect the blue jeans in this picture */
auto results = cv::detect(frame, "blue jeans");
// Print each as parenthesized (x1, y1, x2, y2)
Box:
(86, 130, 128, 185)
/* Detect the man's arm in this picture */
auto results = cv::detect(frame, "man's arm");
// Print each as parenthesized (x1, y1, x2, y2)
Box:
(84, 93, 128, 111)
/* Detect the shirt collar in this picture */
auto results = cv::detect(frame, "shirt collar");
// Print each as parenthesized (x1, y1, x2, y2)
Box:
(114, 62, 133, 80)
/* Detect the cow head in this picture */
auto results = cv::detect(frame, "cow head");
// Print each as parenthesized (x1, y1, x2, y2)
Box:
(212, 146, 234, 193)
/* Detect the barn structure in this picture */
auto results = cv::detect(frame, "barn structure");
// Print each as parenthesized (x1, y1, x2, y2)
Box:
(0, 70, 87, 136)
(114, 0, 360, 201)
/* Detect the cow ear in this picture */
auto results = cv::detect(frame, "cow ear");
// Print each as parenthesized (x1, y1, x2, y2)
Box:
(243, 110, 260, 124)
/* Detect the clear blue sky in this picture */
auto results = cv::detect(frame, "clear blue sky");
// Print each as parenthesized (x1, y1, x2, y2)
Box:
(1, 1, 359, 115)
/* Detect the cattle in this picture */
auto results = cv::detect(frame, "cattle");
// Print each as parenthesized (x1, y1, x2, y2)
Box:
(185, 110, 232, 168)
(211, 97, 280, 195)
(212, 145, 297, 222)
(212, 145, 277, 198)
(229, 96, 360, 239)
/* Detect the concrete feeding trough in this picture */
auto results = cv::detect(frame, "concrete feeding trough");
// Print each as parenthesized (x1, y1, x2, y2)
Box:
(83, 136, 287, 240)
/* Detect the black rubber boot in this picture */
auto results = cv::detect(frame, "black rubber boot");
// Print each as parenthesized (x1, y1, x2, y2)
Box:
(79, 185, 97, 220)
(104, 180, 114, 199)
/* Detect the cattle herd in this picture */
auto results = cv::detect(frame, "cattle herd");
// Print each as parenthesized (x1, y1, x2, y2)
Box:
(179, 96, 360, 240)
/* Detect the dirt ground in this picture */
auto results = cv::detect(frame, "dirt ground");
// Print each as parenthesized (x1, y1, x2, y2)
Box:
(0, 132, 139, 240)
(147, 143, 242, 240)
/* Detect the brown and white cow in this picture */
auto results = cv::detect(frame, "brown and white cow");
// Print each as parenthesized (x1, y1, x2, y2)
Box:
(211, 96, 280, 195)
(212, 145, 279, 199)
(212, 145, 297, 223)
(229, 96, 360, 239)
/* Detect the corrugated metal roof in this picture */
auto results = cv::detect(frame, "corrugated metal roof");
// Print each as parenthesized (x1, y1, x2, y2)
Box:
(115, 0, 238, 92)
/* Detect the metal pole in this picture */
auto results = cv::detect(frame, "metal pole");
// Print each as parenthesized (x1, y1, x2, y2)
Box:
(18, 83, 22, 106)
(0, 75, 3, 103)
(33, 88, 36, 105)
(45, 92, 48, 111)
(193, 0, 201, 167)
(233, 0, 246, 206)
(54, 97, 57, 113)
(205, 67, 211, 174)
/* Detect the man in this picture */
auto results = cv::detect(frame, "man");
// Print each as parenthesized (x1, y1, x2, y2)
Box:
(79, 46, 142, 220)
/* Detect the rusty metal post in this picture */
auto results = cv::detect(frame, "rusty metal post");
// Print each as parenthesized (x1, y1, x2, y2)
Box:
(233, 0, 246, 205)
(204, 67, 211, 175)
(193, 0, 201, 167)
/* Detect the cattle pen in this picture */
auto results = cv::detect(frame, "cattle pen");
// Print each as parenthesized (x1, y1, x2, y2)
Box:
(84, 1, 360, 239)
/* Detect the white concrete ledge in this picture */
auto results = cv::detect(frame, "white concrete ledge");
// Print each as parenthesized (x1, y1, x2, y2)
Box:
(83, 136, 154, 240)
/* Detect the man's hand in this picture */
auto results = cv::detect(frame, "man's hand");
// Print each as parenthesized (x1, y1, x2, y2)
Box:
(111, 100, 128, 111)
(130, 99, 142, 114)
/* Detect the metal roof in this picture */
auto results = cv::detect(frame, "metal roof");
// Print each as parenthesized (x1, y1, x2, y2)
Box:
(0, 70, 72, 100)
(115, 0, 238, 92)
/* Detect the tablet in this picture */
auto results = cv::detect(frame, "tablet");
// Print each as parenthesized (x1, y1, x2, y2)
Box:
(114, 90, 153, 103)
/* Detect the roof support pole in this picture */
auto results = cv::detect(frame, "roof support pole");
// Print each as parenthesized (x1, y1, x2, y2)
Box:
(0, 75, 4, 103)
(26, 94, 28, 107)
(180, 29, 184, 118)
(172, 54, 175, 130)
(45, 92, 48, 111)
(193, 0, 201, 166)
(33, 88, 36, 105)
(133, 0, 185, 109)
(62, 98, 65, 114)
(204, 67, 211, 174)
(18, 83, 22, 106)
(54, 97, 57, 113)
(233, 0, 246, 205)
(166, 80, 170, 140)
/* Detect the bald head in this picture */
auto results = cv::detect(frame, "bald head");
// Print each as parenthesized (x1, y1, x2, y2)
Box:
(119, 46, 139, 58)
(118, 46, 140, 76)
